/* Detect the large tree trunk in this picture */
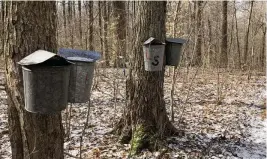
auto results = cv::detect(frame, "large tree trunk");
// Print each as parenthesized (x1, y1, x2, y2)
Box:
(3, 2, 64, 159)
(220, 1, 228, 68)
(113, 1, 127, 68)
(114, 2, 179, 156)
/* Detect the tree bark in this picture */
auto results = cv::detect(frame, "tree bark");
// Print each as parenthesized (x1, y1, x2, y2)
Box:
(113, 1, 127, 68)
(89, 1, 94, 50)
(85, 1, 94, 50)
(244, 1, 254, 65)
(220, 1, 228, 68)
(98, 2, 103, 55)
(62, 1, 67, 47)
(103, 1, 109, 67)
(261, 25, 266, 71)
(192, 1, 203, 66)
(4, 2, 64, 159)
(78, 0, 82, 48)
(114, 2, 179, 156)
(1, 2, 3, 56)
(234, 1, 242, 69)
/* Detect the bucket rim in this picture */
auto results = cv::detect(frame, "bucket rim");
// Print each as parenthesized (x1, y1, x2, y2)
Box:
(22, 65, 70, 71)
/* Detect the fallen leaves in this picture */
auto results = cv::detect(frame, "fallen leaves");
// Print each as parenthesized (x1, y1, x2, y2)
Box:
(0, 68, 266, 158)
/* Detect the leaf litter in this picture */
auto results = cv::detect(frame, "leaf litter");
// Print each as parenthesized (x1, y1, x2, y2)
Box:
(0, 68, 265, 159)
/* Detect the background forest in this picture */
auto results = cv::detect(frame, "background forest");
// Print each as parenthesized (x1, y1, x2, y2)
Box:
(53, 1, 266, 70)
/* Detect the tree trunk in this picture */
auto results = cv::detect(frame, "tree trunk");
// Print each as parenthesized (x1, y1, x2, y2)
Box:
(220, 1, 228, 68)
(98, 2, 103, 55)
(4, 2, 64, 159)
(114, 1, 179, 156)
(78, 0, 82, 48)
(85, 1, 94, 50)
(89, 1, 94, 50)
(68, 1, 74, 48)
(0, 2, 2, 56)
(62, 1, 67, 47)
(261, 26, 266, 71)
(113, 1, 126, 68)
(208, 18, 213, 66)
(103, 1, 109, 67)
(244, 1, 254, 65)
(234, 1, 242, 69)
(192, 1, 203, 66)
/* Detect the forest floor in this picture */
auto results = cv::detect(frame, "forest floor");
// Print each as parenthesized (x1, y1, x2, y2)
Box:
(0, 67, 266, 159)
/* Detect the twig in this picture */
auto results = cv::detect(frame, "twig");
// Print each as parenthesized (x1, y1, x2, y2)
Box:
(79, 100, 91, 159)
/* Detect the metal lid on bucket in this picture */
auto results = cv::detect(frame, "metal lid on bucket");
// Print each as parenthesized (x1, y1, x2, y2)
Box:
(144, 37, 165, 45)
(18, 50, 73, 66)
(166, 38, 186, 44)
(58, 48, 101, 63)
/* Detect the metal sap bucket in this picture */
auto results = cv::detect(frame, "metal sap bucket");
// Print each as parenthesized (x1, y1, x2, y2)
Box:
(58, 48, 101, 103)
(143, 37, 165, 71)
(165, 38, 186, 67)
(18, 50, 72, 114)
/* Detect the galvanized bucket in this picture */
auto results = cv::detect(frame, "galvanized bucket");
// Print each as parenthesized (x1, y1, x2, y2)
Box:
(67, 60, 95, 103)
(58, 48, 101, 103)
(18, 50, 72, 114)
(143, 45, 165, 71)
(143, 37, 165, 71)
(22, 65, 71, 114)
(165, 38, 186, 67)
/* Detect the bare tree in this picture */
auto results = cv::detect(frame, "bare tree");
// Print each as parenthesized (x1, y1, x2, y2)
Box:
(78, 0, 82, 48)
(113, 1, 127, 67)
(113, 2, 179, 155)
(244, 1, 254, 66)
(220, 1, 228, 67)
(103, 1, 109, 67)
(234, 1, 242, 69)
(192, 1, 204, 66)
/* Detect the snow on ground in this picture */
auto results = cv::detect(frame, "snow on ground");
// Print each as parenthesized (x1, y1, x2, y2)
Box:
(0, 68, 266, 159)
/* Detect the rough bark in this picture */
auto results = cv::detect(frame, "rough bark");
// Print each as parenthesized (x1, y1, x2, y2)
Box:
(4, 2, 64, 159)
(114, 2, 180, 156)
(113, 1, 127, 68)
(220, 1, 228, 68)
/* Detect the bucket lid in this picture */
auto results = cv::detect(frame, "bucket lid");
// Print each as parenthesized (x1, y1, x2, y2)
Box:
(144, 37, 165, 45)
(66, 57, 94, 62)
(166, 38, 186, 44)
(58, 48, 101, 63)
(18, 50, 72, 66)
